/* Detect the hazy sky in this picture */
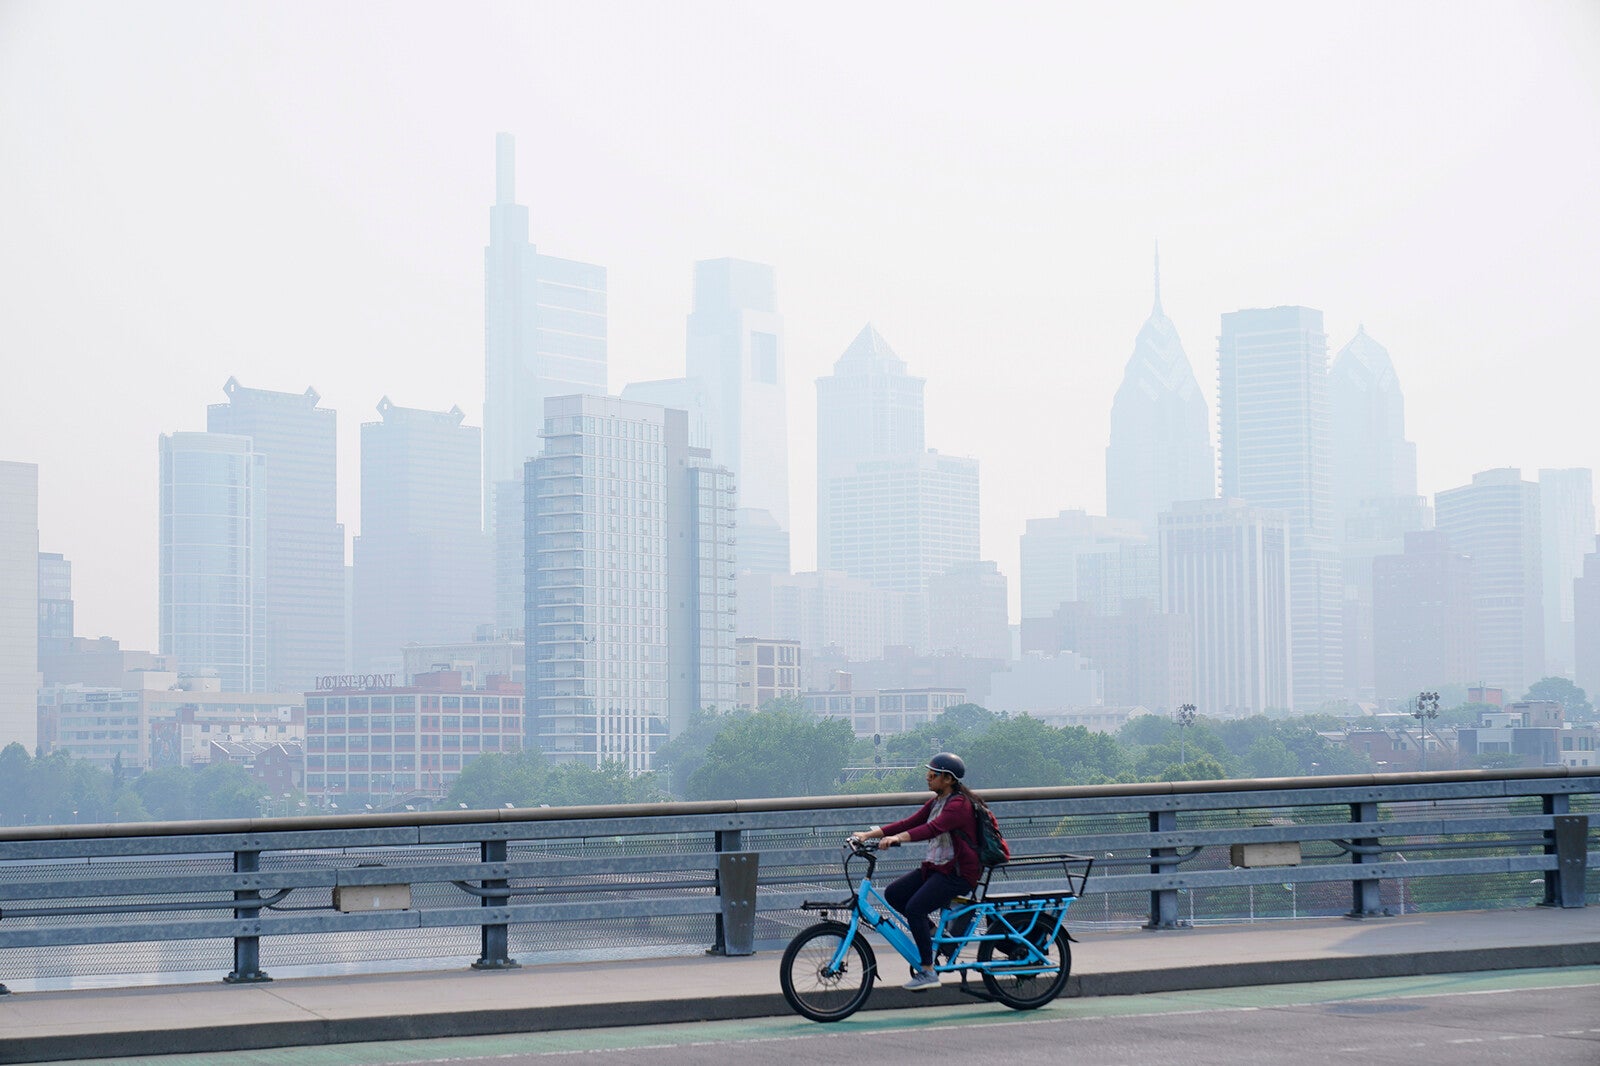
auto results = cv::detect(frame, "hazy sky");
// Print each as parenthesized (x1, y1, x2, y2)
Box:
(2, 1, 1597, 651)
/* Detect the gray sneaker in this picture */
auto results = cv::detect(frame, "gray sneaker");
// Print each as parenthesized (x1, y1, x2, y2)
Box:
(902, 967, 941, 991)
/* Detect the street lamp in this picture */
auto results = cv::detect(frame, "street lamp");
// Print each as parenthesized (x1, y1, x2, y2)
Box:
(1412, 691, 1441, 771)
(1176, 704, 1197, 767)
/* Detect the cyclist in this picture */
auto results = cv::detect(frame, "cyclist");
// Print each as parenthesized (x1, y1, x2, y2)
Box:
(849, 752, 980, 991)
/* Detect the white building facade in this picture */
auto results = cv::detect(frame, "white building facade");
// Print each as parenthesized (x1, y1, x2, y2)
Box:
(525, 396, 734, 771)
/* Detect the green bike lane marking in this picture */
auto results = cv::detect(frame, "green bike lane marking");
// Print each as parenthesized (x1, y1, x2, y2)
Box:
(53, 966, 1600, 1066)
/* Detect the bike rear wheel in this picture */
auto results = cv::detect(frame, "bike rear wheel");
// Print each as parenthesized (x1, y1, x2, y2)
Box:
(976, 926, 1071, 1009)
(780, 922, 877, 1022)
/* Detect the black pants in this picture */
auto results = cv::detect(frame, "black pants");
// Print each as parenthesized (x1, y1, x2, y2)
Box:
(884, 867, 972, 968)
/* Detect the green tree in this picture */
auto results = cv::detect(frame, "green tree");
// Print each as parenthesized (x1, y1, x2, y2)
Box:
(192, 763, 263, 819)
(134, 766, 197, 821)
(1160, 753, 1228, 782)
(652, 708, 746, 799)
(0, 742, 30, 824)
(446, 750, 547, 810)
(542, 760, 665, 806)
(1243, 736, 1298, 778)
(687, 708, 853, 799)
(1524, 677, 1592, 720)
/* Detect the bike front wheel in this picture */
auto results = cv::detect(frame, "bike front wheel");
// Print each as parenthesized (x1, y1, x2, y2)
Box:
(976, 926, 1071, 1009)
(780, 922, 877, 1022)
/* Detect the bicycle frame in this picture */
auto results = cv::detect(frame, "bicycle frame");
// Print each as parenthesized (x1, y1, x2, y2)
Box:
(822, 843, 1074, 979)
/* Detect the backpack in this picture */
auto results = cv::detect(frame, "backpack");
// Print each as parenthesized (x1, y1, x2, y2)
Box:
(963, 799, 1010, 868)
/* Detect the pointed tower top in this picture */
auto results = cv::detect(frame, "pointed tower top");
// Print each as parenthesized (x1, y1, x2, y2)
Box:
(1153, 240, 1163, 315)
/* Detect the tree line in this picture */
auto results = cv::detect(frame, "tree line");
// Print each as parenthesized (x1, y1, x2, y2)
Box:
(3, 677, 1583, 825)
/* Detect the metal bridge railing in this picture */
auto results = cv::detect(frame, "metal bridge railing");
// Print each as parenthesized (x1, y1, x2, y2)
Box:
(0, 767, 1593, 990)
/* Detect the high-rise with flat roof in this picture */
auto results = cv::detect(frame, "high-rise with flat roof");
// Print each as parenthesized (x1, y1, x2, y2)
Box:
(1159, 498, 1291, 716)
(1435, 468, 1544, 699)
(1218, 306, 1340, 708)
(1106, 251, 1214, 533)
(353, 399, 493, 672)
(1538, 468, 1594, 677)
(208, 378, 346, 690)
(484, 133, 608, 629)
(928, 561, 1011, 661)
(159, 433, 267, 693)
(1574, 541, 1600, 701)
(37, 552, 73, 652)
(525, 396, 735, 771)
(825, 451, 979, 646)
(1019, 510, 1148, 623)
(0, 461, 40, 750)
(1372, 531, 1476, 703)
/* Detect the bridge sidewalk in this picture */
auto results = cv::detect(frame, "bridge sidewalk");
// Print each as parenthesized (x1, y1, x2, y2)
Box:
(2, 906, 1598, 1063)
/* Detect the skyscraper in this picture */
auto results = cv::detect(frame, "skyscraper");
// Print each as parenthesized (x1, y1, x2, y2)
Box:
(1435, 468, 1544, 698)
(1018, 509, 1148, 623)
(928, 561, 1011, 661)
(1573, 541, 1600, 701)
(1371, 531, 1476, 703)
(208, 378, 345, 690)
(1330, 327, 1418, 527)
(352, 399, 493, 672)
(525, 395, 734, 771)
(824, 450, 980, 647)
(815, 325, 925, 570)
(1218, 306, 1341, 708)
(0, 461, 39, 750)
(159, 433, 266, 693)
(1329, 327, 1428, 698)
(1538, 468, 1594, 677)
(1106, 250, 1214, 533)
(37, 552, 73, 652)
(1159, 498, 1292, 716)
(686, 258, 790, 573)
(483, 133, 608, 629)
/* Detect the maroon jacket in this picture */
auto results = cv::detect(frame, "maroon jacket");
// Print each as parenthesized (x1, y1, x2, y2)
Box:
(882, 791, 981, 887)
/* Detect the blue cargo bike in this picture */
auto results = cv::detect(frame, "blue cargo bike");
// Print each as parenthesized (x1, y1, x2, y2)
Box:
(780, 838, 1094, 1021)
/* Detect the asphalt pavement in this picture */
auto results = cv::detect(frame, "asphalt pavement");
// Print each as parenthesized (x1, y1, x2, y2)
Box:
(2, 905, 1598, 1064)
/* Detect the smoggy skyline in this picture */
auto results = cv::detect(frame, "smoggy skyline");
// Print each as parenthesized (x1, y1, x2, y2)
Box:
(2, 1, 1597, 651)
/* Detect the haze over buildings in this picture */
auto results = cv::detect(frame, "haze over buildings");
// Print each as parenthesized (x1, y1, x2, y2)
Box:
(2, 6, 1599, 761)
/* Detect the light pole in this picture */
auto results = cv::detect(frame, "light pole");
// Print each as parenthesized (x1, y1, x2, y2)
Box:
(1176, 704, 1197, 767)
(1412, 691, 1440, 771)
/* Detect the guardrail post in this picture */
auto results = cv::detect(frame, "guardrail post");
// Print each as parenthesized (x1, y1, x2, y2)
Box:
(472, 838, 518, 969)
(224, 849, 270, 983)
(1144, 809, 1180, 929)
(709, 828, 757, 956)
(1347, 800, 1385, 918)
(1544, 794, 1587, 909)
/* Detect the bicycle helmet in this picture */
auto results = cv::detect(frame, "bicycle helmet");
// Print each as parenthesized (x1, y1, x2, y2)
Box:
(925, 752, 966, 780)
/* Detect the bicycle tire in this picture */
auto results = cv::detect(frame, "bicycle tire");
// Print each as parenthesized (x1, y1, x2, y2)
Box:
(779, 922, 877, 1022)
(976, 925, 1071, 1009)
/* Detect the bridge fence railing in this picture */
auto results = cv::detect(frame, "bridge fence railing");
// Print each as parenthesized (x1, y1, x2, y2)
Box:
(0, 767, 1593, 991)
